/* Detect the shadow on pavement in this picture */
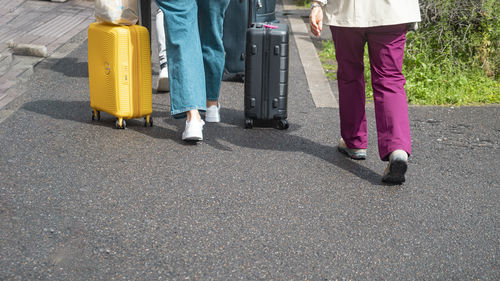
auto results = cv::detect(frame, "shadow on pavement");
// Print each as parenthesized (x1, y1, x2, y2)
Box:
(204, 108, 385, 186)
(21, 99, 187, 145)
(38, 57, 90, 78)
(22, 100, 91, 122)
(22, 100, 385, 185)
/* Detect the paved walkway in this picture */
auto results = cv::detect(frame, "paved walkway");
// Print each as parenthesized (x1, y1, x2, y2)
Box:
(0, 0, 499, 280)
(0, 0, 94, 108)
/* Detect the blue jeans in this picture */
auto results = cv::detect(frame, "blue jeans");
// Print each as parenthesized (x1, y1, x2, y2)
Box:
(155, 0, 230, 117)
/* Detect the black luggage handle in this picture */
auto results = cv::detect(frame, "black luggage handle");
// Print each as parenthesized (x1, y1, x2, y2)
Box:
(248, 0, 253, 28)
(138, 0, 151, 33)
(248, 0, 265, 27)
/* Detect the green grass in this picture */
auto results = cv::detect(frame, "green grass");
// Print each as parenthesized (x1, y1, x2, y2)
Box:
(294, 0, 312, 8)
(318, 39, 500, 106)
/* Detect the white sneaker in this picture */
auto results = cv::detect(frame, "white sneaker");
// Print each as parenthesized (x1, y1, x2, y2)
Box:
(157, 67, 170, 92)
(182, 119, 204, 141)
(205, 103, 220, 123)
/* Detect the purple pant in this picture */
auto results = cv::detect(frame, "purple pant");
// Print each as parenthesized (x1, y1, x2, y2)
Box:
(330, 24, 412, 161)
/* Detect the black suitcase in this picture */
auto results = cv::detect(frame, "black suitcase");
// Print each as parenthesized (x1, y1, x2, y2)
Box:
(244, 22, 289, 129)
(223, 0, 277, 80)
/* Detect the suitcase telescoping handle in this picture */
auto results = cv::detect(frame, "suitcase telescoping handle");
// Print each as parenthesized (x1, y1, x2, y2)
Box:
(248, 0, 275, 28)
(138, 0, 152, 50)
(247, 0, 253, 28)
(247, 0, 263, 27)
(138, 0, 151, 33)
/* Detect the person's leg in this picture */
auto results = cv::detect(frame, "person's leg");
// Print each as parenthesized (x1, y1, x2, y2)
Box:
(155, 8, 169, 92)
(155, 0, 206, 118)
(197, 0, 230, 105)
(366, 24, 412, 161)
(156, 8, 167, 70)
(330, 26, 368, 150)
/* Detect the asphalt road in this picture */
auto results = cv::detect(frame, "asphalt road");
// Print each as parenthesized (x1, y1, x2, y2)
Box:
(1, 17, 499, 281)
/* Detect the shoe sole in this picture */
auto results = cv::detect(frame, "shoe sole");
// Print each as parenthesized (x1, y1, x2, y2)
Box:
(182, 136, 202, 142)
(182, 132, 203, 142)
(157, 77, 170, 92)
(382, 159, 407, 184)
(338, 146, 366, 160)
(205, 115, 220, 123)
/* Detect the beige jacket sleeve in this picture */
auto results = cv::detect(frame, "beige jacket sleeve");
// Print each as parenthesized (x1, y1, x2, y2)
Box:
(320, 0, 421, 28)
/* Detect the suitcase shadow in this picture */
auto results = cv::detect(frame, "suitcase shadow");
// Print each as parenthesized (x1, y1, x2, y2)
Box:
(37, 57, 89, 78)
(21, 100, 384, 184)
(202, 108, 384, 186)
(22, 100, 92, 122)
(20, 100, 204, 145)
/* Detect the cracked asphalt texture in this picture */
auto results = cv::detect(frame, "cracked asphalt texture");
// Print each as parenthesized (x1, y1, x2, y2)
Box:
(1, 11, 499, 281)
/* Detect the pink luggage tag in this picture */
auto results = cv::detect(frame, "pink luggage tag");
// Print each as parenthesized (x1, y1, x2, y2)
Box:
(263, 24, 278, 29)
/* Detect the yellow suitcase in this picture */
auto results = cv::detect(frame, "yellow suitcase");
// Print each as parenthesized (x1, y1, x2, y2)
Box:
(88, 22, 152, 129)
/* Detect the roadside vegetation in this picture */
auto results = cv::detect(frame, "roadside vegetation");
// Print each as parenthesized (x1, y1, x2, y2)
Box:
(300, 0, 500, 105)
(295, 0, 313, 8)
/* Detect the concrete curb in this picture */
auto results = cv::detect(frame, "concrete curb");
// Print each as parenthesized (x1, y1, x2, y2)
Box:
(282, 0, 338, 108)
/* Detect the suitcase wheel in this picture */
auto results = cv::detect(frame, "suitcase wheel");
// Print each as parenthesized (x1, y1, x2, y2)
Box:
(144, 116, 153, 127)
(276, 119, 289, 130)
(91, 110, 101, 121)
(115, 118, 126, 129)
(245, 118, 253, 129)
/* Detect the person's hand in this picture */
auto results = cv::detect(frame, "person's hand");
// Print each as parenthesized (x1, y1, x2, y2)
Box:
(309, 5, 323, 37)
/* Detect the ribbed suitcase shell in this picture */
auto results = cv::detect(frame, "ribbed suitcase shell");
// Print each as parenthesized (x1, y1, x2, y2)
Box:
(88, 22, 152, 127)
(244, 23, 289, 129)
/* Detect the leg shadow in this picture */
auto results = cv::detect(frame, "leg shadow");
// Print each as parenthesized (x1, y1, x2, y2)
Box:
(202, 108, 385, 185)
